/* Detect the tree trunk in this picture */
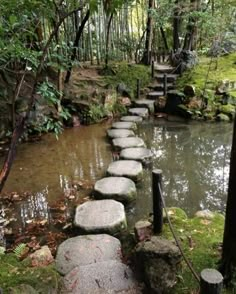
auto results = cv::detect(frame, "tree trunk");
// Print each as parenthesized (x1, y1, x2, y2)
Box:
(105, 12, 114, 68)
(173, 0, 180, 51)
(141, 0, 154, 65)
(220, 117, 236, 285)
(160, 27, 169, 51)
(64, 9, 90, 83)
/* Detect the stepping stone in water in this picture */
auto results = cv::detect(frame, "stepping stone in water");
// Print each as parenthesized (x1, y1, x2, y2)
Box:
(107, 129, 135, 139)
(128, 108, 149, 117)
(107, 160, 143, 182)
(147, 91, 164, 100)
(134, 100, 155, 114)
(74, 199, 127, 235)
(120, 147, 153, 165)
(112, 137, 146, 151)
(111, 121, 137, 130)
(55, 234, 122, 275)
(94, 177, 137, 203)
(63, 260, 139, 294)
(120, 115, 143, 123)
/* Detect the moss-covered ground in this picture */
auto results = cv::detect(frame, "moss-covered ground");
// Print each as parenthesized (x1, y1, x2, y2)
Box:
(162, 208, 234, 293)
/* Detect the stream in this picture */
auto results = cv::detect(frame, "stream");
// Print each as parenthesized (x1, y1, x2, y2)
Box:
(0, 119, 233, 235)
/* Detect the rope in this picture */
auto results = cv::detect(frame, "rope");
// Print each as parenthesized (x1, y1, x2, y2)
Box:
(158, 183, 201, 283)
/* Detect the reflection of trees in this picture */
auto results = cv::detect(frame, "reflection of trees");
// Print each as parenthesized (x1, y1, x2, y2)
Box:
(137, 121, 233, 217)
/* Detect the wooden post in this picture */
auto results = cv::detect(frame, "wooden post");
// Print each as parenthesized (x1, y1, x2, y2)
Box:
(152, 169, 163, 234)
(200, 269, 223, 294)
(151, 60, 155, 78)
(164, 73, 167, 96)
(137, 79, 140, 99)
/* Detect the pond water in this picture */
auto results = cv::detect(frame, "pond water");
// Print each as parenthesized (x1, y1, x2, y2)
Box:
(0, 119, 233, 231)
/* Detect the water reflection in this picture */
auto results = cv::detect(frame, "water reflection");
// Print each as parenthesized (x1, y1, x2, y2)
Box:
(127, 119, 233, 225)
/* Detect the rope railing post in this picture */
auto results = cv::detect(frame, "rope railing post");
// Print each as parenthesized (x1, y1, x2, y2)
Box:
(137, 79, 140, 99)
(151, 60, 155, 78)
(200, 269, 223, 294)
(164, 73, 167, 96)
(152, 169, 163, 234)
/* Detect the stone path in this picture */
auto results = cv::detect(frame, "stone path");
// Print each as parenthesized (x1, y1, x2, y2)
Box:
(55, 61, 177, 292)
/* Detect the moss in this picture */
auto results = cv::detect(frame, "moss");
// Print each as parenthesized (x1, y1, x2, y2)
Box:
(217, 113, 231, 122)
(0, 254, 61, 293)
(219, 104, 236, 116)
(162, 210, 228, 293)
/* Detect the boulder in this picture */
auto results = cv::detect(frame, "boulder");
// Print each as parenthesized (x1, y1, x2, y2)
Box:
(184, 85, 196, 97)
(94, 177, 137, 203)
(135, 237, 181, 293)
(117, 83, 132, 98)
(165, 90, 186, 114)
(195, 210, 215, 220)
(55, 234, 122, 275)
(134, 221, 152, 242)
(29, 245, 54, 267)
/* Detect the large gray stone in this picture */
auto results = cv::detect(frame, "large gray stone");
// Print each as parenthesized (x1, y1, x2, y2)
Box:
(134, 100, 155, 114)
(112, 137, 146, 151)
(111, 121, 137, 130)
(128, 108, 149, 118)
(55, 234, 122, 275)
(94, 177, 137, 203)
(107, 160, 143, 182)
(107, 129, 135, 139)
(63, 260, 139, 294)
(135, 237, 181, 293)
(120, 148, 153, 165)
(120, 116, 143, 123)
(74, 200, 127, 234)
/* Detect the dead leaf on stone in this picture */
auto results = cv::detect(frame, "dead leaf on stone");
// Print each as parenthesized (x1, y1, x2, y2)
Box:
(200, 219, 211, 225)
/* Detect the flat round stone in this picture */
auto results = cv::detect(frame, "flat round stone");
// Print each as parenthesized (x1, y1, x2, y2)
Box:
(120, 116, 143, 123)
(135, 100, 155, 113)
(128, 108, 149, 117)
(74, 200, 127, 234)
(107, 129, 135, 139)
(107, 160, 143, 182)
(112, 137, 146, 150)
(63, 260, 139, 294)
(120, 147, 153, 164)
(111, 121, 137, 130)
(94, 177, 137, 203)
(55, 234, 121, 275)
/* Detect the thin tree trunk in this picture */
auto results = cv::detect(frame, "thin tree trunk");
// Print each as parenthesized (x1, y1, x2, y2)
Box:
(105, 12, 114, 68)
(173, 0, 180, 51)
(160, 26, 169, 51)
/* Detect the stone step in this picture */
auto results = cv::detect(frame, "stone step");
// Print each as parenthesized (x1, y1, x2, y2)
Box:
(55, 234, 122, 275)
(134, 100, 155, 114)
(107, 160, 143, 182)
(112, 137, 146, 151)
(94, 177, 137, 203)
(120, 116, 143, 123)
(74, 200, 127, 235)
(155, 73, 179, 82)
(63, 260, 140, 294)
(120, 148, 153, 165)
(154, 64, 176, 74)
(147, 91, 165, 100)
(107, 129, 135, 139)
(128, 108, 149, 117)
(111, 121, 137, 130)
(149, 83, 174, 91)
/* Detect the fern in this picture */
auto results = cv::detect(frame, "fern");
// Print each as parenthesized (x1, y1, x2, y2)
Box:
(13, 243, 27, 259)
(0, 246, 5, 255)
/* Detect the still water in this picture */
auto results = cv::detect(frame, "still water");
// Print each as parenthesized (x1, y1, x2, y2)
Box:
(0, 119, 233, 228)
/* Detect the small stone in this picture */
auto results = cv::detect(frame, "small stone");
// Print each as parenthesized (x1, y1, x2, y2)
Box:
(112, 137, 146, 151)
(120, 116, 143, 123)
(74, 200, 127, 235)
(111, 121, 137, 130)
(120, 147, 152, 165)
(107, 129, 135, 139)
(107, 160, 143, 182)
(134, 220, 152, 242)
(55, 234, 122, 275)
(94, 177, 137, 203)
(29, 245, 54, 267)
(195, 210, 215, 220)
(128, 108, 149, 117)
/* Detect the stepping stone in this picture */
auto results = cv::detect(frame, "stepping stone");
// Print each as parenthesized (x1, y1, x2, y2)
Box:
(120, 147, 153, 165)
(74, 200, 127, 234)
(128, 108, 149, 117)
(134, 100, 155, 114)
(147, 91, 164, 100)
(55, 234, 121, 275)
(107, 160, 143, 182)
(112, 137, 146, 151)
(107, 129, 135, 139)
(111, 121, 137, 130)
(63, 260, 139, 294)
(120, 115, 143, 123)
(94, 177, 137, 203)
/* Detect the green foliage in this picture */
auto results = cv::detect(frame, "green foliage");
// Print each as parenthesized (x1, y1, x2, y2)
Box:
(13, 243, 27, 259)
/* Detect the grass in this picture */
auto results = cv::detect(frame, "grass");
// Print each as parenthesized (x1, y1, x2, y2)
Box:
(162, 208, 234, 293)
